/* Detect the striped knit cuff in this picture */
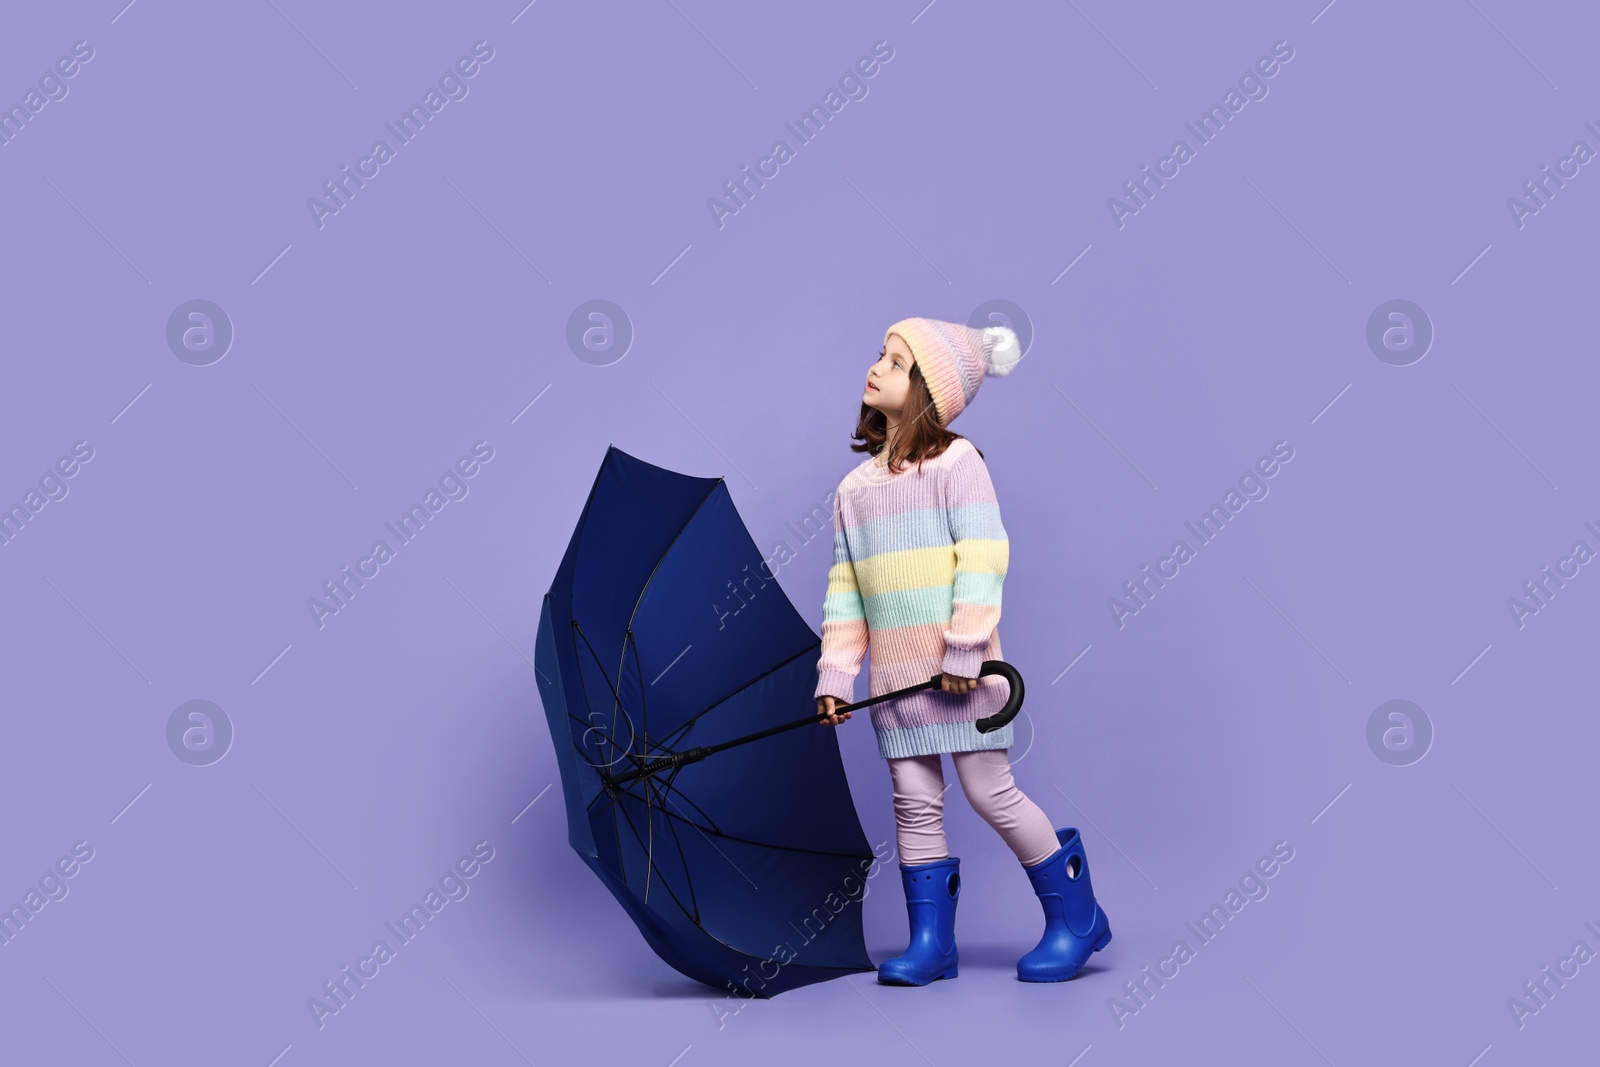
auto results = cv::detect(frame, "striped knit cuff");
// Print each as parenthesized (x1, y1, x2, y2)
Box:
(814, 669, 857, 703)
(940, 643, 986, 681)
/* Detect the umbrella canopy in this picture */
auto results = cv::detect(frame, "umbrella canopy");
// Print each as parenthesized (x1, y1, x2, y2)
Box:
(535, 445, 878, 997)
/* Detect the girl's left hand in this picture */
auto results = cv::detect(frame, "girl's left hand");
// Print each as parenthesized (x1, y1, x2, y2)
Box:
(940, 673, 978, 694)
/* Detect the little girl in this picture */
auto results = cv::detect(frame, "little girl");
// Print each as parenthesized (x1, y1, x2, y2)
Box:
(814, 316, 1112, 985)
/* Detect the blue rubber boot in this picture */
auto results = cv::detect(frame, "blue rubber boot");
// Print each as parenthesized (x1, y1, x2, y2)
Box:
(1017, 827, 1112, 982)
(877, 856, 960, 986)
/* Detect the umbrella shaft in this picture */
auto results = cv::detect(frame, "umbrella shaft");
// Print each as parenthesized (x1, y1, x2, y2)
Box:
(604, 664, 1021, 787)
(606, 678, 945, 787)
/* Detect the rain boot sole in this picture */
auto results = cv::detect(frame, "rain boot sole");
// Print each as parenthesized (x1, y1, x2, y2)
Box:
(877, 962, 958, 986)
(1017, 924, 1113, 983)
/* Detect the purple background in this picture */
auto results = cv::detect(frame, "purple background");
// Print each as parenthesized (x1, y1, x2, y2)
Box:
(2, 0, 1596, 1063)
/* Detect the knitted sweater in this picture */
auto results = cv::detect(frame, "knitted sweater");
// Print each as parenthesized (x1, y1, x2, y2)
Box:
(814, 437, 1014, 759)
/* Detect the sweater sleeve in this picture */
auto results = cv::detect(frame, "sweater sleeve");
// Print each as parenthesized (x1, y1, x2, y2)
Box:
(941, 446, 1009, 680)
(814, 488, 869, 703)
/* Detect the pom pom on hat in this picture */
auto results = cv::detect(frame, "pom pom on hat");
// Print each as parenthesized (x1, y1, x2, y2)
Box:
(883, 316, 1025, 427)
(982, 326, 1022, 378)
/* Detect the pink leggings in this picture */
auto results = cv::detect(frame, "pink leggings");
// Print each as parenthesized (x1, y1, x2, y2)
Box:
(888, 750, 1061, 868)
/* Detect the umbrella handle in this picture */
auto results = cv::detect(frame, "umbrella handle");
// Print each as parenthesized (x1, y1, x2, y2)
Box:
(968, 659, 1025, 734)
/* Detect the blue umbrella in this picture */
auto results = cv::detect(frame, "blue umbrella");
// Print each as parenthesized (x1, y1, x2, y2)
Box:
(534, 445, 1022, 997)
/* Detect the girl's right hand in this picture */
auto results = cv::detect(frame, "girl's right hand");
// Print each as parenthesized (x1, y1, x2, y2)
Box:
(817, 696, 852, 727)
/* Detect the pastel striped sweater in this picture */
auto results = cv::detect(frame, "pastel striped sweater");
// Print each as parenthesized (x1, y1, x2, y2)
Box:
(814, 437, 1014, 760)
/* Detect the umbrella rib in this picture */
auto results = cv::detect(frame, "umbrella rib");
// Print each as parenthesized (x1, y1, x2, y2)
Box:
(569, 622, 626, 776)
(620, 479, 724, 638)
(570, 620, 674, 767)
(611, 786, 654, 901)
(652, 769, 876, 860)
(651, 777, 703, 921)
(575, 747, 659, 819)
(577, 619, 645, 772)
(576, 758, 649, 844)
(612, 785, 700, 924)
(608, 630, 635, 784)
(621, 783, 875, 974)
(652, 770, 724, 835)
(566, 711, 634, 764)
(625, 628, 652, 760)
(608, 787, 625, 891)
(566, 638, 631, 891)
(615, 479, 723, 750)
(652, 640, 822, 752)
(580, 749, 645, 817)
(585, 776, 608, 816)
(567, 713, 667, 787)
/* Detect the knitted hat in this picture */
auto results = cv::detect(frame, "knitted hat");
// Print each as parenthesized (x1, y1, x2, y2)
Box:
(884, 317, 1023, 427)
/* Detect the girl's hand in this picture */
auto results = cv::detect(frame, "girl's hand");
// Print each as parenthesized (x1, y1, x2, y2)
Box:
(817, 696, 852, 727)
(940, 673, 978, 695)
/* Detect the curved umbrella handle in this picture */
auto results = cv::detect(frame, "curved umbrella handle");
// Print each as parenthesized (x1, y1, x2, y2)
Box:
(965, 660, 1024, 734)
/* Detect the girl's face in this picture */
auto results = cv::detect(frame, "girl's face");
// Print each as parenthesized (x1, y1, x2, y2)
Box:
(864, 333, 913, 417)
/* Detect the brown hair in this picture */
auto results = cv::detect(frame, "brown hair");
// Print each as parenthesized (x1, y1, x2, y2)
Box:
(850, 358, 983, 474)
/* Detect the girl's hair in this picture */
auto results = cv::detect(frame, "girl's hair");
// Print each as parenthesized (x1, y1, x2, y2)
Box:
(850, 357, 984, 474)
